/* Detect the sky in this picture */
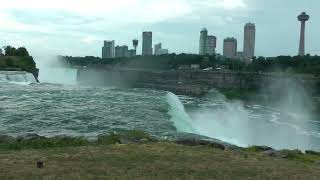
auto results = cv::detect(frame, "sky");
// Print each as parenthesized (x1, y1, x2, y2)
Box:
(0, 0, 319, 59)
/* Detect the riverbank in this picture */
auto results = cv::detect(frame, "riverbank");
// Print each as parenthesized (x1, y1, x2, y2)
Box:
(77, 67, 320, 113)
(1, 131, 320, 179)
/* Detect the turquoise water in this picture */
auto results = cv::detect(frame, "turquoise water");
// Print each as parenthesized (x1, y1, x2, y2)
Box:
(1, 70, 320, 151)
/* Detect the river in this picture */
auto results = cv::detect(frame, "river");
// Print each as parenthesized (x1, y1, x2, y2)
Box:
(0, 68, 320, 151)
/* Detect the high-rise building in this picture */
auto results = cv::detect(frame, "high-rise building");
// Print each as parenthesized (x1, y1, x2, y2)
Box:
(102, 40, 115, 58)
(223, 37, 237, 58)
(142, 32, 153, 56)
(199, 28, 208, 55)
(127, 49, 136, 57)
(243, 23, 256, 60)
(157, 49, 169, 55)
(298, 12, 310, 56)
(154, 43, 162, 55)
(154, 43, 169, 55)
(206, 35, 217, 55)
(115, 45, 129, 58)
(199, 28, 216, 55)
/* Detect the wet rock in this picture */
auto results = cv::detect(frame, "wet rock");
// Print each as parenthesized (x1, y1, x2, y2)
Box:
(262, 149, 280, 157)
(251, 146, 273, 152)
(140, 138, 150, 144)
(224, 145, 242, 151)
(22, 134, 47, 140)
(0, 135, 15, 144)
(175, 138, 226, 150)
(119, 137, 130, 144)
(175, 138, 211, 146)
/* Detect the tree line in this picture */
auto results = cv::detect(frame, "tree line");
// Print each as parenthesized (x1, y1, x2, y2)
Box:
(60, 54, 320, 75)
(1, 46, 30, 56)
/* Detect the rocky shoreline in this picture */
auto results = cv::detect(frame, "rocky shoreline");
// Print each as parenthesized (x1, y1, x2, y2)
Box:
(1, 131, 320, 164)
(77, 68, 320, 97)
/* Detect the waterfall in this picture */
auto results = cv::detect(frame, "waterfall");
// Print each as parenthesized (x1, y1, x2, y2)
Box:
(0, 71, 37, 84)
(166, 92, 196, 134)
(38, 67, 78, 85)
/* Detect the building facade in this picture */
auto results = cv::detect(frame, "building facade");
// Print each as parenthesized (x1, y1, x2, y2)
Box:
(199, 28, 208, 55)
(223, 37, 237, 58)
(206, 35, 217, 55)
(115, 45, 129, 58)
(157, 49, 169, 55)
(243, 23, 256, 60)
(102, 40, 115, 58)
(154, 43, 162, 55)
(199, 28, 216, 55)
(142, 32, 153, 56)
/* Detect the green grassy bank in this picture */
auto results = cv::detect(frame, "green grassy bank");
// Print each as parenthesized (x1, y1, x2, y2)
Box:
(1, 131, 320, 179)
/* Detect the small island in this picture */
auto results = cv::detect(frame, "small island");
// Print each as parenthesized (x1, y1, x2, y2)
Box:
(0, 46, 39, 81)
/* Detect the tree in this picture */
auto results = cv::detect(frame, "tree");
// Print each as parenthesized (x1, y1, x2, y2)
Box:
(4, 46, 17, 56)
(16, 47, 29, 56)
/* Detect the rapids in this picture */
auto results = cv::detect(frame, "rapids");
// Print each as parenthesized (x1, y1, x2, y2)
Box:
(1, 69, 320, 151)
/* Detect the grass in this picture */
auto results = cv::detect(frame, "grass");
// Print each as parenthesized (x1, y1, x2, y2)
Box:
(0, 131, 320, 179)
(0, 130, 152, 150)
(0, 143, 320, 179)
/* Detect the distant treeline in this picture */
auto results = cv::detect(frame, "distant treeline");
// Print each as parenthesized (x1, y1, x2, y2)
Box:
(60, 54, 320, 75)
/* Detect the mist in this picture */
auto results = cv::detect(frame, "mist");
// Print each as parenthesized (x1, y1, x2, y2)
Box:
(187, 78, 320, 151)
(34, 55, 78, 85)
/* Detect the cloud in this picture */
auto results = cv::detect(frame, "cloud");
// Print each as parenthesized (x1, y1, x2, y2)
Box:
(218, 0, 246, 9)
(0, 0, 253, 57)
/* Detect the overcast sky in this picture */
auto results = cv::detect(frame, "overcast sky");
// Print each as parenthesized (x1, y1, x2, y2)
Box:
(0, 0, 319, 59)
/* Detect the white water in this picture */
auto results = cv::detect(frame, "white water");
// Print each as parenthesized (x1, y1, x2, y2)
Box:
(34, 55, 78, 85)
(167, 90, 320, 151)
(39, 67, 78, 85)
(0, 71, 37, 85)
(167, 92, 196, 134)
(189, 98, 251, 147)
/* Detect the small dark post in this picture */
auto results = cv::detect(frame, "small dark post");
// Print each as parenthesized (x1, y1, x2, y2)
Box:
(37, 160, 44, 168)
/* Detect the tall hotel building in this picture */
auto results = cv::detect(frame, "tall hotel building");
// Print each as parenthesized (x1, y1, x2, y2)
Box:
(199, 28, 216, 55)
(142, 32, 153, 56)
(102, 40, 115, 58)
(223, 37, 237, 58)
(243, 23, 256, 60)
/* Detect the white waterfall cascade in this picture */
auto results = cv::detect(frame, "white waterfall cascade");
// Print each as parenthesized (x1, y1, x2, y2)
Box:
(166, 92, 197, 134)
(0, 71, 37, 85)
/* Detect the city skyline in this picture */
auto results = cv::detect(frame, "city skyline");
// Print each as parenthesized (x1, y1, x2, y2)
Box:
(0, 0, 319, 58)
